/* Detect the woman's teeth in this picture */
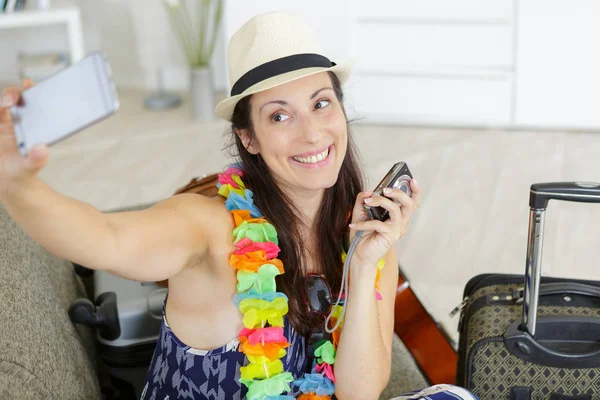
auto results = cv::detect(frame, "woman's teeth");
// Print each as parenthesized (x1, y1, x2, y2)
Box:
(292, 147, 329, 164)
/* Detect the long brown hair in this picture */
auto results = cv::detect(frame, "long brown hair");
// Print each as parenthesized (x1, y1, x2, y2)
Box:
(225, 72, 364, 335)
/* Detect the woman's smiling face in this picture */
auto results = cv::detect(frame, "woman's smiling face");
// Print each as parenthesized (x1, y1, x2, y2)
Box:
(239, 72, 348, 192)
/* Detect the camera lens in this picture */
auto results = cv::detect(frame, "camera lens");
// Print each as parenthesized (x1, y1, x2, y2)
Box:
(393, 175, 412, 197)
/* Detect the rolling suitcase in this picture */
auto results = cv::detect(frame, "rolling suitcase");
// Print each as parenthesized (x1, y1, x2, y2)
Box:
(70, 268, 167, 399)
(456, 182, 600, 399)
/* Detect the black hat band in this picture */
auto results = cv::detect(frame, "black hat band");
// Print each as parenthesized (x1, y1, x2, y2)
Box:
(230, 53, 336, 97)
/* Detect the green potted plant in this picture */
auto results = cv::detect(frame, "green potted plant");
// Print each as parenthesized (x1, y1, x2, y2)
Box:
(163, 0, 224, 120)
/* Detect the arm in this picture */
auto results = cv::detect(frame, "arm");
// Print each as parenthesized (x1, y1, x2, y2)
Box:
(334, 247, 398, 400)
(1, 178, 210, 281)
(1, 81, 209, 282)
(335, 179, 421, 399)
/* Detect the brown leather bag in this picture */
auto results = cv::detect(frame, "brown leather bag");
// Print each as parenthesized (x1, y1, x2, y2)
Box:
(155, 173, 220, 288)
(172, 173, 220, 197)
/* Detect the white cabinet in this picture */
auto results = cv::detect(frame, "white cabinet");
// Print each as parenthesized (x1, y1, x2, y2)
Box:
(351, 74, 512, 126)
(514, 0, 600, 129)
(354, 24, 513, 71)
(350, 0, 515, 126)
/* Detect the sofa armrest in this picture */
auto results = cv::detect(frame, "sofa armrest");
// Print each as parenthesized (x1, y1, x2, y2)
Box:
(0, 204, 101, 400)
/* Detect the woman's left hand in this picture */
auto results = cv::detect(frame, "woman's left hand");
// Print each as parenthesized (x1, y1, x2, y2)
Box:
(348, 179, 422, 271)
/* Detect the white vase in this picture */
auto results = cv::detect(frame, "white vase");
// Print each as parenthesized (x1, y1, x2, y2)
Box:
(37, 0, 51, 9)
(190, 67, 215, 120)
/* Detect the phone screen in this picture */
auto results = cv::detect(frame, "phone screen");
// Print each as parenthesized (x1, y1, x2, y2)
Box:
(11, 52, 119, 155)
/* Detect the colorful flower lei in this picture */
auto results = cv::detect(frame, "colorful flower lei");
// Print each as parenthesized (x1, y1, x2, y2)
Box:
(217, 165, 385, 400)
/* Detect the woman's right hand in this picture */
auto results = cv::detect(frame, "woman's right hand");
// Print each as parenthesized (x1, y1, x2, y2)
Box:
(0, 79, 49, 197)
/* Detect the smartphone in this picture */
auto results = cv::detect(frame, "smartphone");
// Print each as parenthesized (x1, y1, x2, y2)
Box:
(11, 51, 119, 156)
(365, 162, 413, 221)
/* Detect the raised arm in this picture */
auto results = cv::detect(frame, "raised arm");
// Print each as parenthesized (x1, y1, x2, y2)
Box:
(1, 81, 211, 282)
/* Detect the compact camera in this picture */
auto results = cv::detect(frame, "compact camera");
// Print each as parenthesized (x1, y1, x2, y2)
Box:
(364, 162, 413, 222)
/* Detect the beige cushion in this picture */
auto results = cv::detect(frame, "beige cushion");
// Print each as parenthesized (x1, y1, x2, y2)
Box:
(0, 204, 100, 400)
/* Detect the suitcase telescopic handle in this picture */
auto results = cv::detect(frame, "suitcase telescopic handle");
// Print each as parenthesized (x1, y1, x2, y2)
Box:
(523, 182, 600, 336)
(530, 182, 600, 209)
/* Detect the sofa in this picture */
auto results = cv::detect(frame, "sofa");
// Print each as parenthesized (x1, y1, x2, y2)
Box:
(0, 201, 427, 400)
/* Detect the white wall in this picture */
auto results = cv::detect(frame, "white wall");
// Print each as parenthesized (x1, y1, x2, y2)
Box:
(0, 0, 228, 91)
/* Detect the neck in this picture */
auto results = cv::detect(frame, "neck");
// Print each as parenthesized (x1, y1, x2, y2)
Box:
(281, 185, 325, 232)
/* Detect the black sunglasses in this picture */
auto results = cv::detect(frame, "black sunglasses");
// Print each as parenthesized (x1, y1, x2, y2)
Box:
(303, 273, 333, 317)
(302, 274, 335, 368)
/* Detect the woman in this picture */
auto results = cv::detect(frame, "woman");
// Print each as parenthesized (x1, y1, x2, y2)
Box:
(0, 11, 474, 400)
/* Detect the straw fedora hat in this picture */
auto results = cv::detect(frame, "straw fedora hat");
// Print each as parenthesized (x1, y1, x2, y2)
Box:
(215, 11, 355, 121)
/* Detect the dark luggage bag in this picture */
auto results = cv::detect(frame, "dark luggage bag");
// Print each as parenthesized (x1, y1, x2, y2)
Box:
(456, 182, 600, 399)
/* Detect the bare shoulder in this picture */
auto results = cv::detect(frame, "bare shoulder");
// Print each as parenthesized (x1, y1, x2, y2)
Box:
(163, 192, 231, 225)
(151, 193, 233, 248)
